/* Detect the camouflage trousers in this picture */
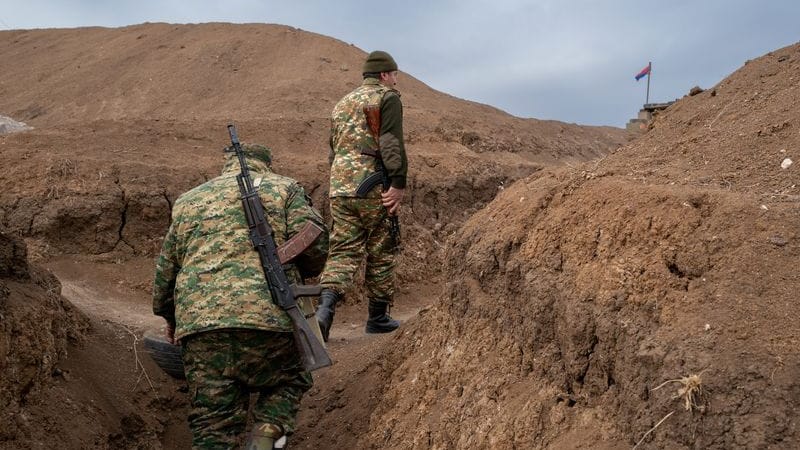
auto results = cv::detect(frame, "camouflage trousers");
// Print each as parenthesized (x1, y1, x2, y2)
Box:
(181, 329, 312, 449)
(320, 196, 395, 300)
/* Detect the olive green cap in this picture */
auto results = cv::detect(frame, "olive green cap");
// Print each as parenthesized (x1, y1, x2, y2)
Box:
(223, 143, 272, 168)
(362, 50, 398, 74)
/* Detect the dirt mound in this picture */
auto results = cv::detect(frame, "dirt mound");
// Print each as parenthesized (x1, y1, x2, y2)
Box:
(603, 43, 799, 195)
(0, 23, 623, 155)
(1, 234, 190, 449)
(359, 43, 800, 448)
(0, 230, 88, 442)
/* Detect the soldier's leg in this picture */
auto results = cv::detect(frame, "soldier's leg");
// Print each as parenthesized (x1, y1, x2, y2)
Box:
(364, 201, 399, 333)
(364, 200, 396, 300)
(245, 332, 313, 441)
(182, 330, 249, 449)
(320, 197, 368, 293)
(318, 198, 367, 338)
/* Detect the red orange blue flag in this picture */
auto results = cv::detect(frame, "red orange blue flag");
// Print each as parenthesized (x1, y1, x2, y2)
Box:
(635, 63, 651, 81)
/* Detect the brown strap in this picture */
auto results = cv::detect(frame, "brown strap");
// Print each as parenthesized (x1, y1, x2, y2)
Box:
(364, 104, 382, 144)
(277, 221, 324, 264)
(360, 147, 380, 158)
(361, 101, 383, 161)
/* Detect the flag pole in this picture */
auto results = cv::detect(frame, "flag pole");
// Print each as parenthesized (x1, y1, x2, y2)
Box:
(645, 61, 651, 105)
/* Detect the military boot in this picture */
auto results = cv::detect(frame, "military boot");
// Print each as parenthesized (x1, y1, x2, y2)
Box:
(245, 423, 286, 450)
(315, 289, 340, 342)
(365, 298, 400, 334)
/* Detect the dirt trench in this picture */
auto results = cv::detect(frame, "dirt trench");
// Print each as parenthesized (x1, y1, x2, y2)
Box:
(0, 21, 634, 450)
(348, 171, 800, 449)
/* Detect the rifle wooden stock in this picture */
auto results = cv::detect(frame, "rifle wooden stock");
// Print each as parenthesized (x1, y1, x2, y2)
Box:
(228, 124, 332, 371)
(277, 221, 324, 264)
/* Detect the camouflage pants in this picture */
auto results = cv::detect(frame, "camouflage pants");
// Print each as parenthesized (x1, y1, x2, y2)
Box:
(181, 329, 312, 449)
(320, 196, 396, 300)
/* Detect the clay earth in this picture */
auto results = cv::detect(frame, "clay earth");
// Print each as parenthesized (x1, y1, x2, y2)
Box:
(1, 23, 798, 449)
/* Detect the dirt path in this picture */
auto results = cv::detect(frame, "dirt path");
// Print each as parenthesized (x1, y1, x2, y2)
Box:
(41, 253, 441, 448)
(58, 278, 162, 329)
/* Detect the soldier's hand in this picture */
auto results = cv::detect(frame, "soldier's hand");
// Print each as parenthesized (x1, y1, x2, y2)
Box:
(381, 187, 405, 215)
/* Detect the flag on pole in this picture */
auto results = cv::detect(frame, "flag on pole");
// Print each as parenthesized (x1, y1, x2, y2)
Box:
(635, 63, 651, 81)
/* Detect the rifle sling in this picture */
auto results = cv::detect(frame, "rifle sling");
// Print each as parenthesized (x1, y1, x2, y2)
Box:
(360, 147, 380, 158)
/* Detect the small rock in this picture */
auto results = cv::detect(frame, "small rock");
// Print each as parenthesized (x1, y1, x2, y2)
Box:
(769, 235, 788, 246)
(781, 158, 793, 169)
(689, 86, 704, 96)
(0, 115, 32, 134)
(704, 323, 711, 331)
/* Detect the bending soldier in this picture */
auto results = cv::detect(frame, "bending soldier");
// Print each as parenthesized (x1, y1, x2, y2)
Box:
(152, 143, 328, 449)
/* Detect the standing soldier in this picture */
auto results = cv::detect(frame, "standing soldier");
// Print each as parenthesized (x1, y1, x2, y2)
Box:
(152, 143, 328, 449)
(316, 50, 407, 340)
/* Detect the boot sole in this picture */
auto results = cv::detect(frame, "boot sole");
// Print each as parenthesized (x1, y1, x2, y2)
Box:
(365, 325, 400, 334)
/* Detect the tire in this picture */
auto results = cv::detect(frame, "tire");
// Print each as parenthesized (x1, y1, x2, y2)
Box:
(143, 329, 186, 380)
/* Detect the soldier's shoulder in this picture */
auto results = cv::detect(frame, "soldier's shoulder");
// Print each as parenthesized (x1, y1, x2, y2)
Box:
(382, 89, 402, 102)
(337, 88, 363, 106)
(174, 175, 229, 207)
(257, 172, 302, 194)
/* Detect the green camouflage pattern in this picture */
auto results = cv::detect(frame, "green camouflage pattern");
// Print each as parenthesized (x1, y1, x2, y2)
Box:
(223, 142, 272, 167)
(329, 78, 395, 198)
(320, 197, 395, 300)
(182, 329, 312, 448)
(152, 155, 329, 340)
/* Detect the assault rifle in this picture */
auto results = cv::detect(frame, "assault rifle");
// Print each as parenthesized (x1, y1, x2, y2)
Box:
(227, 124, 331, 371)
(355, 105, 401, 251)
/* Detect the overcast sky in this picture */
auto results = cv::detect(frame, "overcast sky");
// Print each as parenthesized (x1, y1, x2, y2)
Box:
(0, 1, 797, 127)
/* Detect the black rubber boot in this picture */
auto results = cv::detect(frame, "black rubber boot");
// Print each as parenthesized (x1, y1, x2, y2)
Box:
(365, 298, 400, 334)
(315, 289, 340, 342)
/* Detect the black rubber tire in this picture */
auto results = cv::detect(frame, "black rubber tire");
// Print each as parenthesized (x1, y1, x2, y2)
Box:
(143, 329, 185, 379)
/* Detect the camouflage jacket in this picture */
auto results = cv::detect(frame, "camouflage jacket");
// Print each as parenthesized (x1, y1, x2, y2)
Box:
(152, 157, 329, 340)
(329, 77, 407, 197)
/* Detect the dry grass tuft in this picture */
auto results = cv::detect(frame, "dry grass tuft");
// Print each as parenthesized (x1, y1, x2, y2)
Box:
(46, 158, 78, 178)
(652, 372, 706, 412)
(634, 372, 708, 447)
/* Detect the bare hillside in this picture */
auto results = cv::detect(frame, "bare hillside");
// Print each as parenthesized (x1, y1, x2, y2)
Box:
(0, 23, 626, 267)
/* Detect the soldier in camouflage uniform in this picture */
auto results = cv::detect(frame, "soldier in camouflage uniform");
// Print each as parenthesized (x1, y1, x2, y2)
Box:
(316, 50, 407, 340)
(152, 144, 328, 450)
